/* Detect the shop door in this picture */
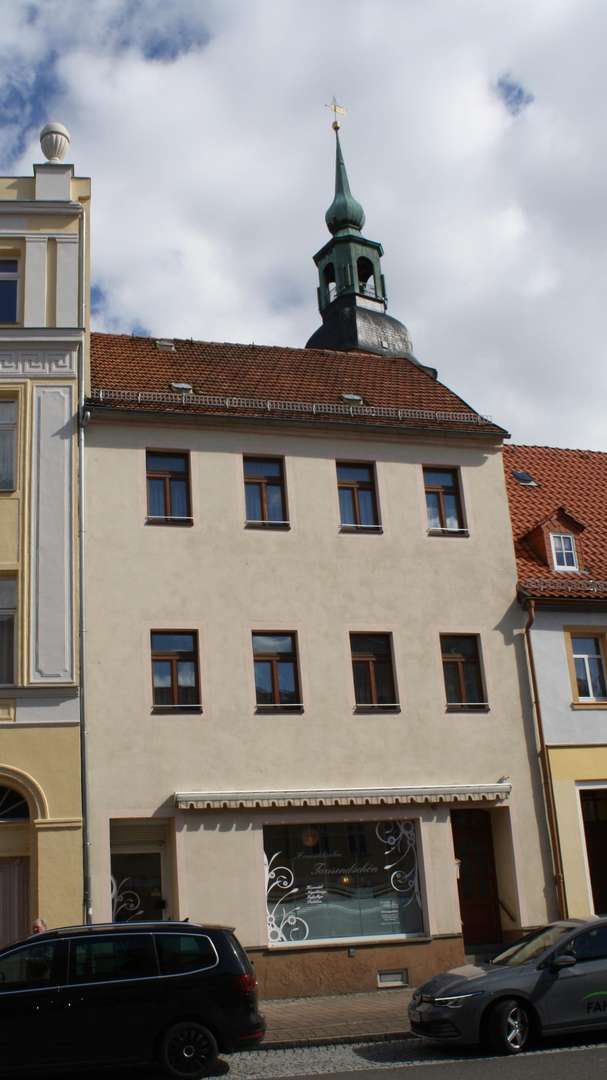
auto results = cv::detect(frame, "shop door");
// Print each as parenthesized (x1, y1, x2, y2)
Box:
(580, 790, 607, 915)
(451, 809, 502, 947)
(0, 858, 29, 947)
(110, 852, 167, 922)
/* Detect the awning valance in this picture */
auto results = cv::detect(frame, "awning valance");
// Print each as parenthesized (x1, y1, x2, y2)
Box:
(174, 782, 511, 812)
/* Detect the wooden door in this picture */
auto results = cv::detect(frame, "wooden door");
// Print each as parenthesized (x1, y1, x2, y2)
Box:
(451, 809, 502, 947)
(0, 857, 29, 947)
(581, 790, 607, 915)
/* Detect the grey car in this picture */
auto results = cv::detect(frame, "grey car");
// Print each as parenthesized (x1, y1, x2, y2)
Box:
(409, 919, 607, 1054)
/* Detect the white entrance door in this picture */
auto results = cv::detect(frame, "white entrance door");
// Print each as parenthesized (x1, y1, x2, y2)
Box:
(0, 858, 29, 947)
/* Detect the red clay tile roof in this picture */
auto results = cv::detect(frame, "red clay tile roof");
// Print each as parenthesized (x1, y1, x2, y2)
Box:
(88, 333, 506, 438)
(504, 445, 607, 600)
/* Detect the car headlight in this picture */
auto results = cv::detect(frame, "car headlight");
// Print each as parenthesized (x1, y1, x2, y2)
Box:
(432, 991, 484, 1009)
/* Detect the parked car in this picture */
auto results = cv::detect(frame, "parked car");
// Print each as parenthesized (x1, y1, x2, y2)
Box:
(0, 921, 265, 1077)
(409, 918, 607, 1054)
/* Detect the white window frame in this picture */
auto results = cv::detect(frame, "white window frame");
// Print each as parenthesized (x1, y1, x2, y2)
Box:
(571, 635, 607, 702)
(0, 258, 19, 325)
(550, 532, 578, 571)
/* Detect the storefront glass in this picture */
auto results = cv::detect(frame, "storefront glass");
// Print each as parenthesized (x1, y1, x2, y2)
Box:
(264, 820, 424, 944)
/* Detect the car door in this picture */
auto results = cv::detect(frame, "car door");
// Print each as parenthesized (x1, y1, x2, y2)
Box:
(537, 925, 607, 1033)
(65, 932, 162, 1065)
(0, 939, 70, 1068)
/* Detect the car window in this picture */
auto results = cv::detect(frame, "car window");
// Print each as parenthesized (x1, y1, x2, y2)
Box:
(156, 934, 217, 974)
(571, 927, 607, 962)
(69, 935, 156, 983)
(0, 942, 59, 991)
(492, 925, 573, 966)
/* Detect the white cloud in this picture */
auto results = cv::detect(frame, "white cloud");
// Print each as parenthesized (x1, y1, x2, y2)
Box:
(2, 0, 607, 447)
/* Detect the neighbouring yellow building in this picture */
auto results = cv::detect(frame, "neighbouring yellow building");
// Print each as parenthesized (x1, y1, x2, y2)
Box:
(0, 124, 88, 943)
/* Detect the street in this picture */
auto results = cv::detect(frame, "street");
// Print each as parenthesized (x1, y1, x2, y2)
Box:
(68, 1033, 607, 1080)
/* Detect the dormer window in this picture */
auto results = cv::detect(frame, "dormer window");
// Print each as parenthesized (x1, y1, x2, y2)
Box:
(0, 259, 18, 324)
(551, 533, 578, 571)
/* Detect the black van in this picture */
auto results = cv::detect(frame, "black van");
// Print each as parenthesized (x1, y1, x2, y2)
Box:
(0, 921, 265, 1077)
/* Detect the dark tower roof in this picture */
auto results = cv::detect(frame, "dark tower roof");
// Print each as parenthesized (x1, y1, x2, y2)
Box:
(306, 124, 433, 375)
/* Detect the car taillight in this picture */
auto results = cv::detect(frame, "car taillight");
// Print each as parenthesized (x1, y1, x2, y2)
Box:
(234, 972, 258, 994)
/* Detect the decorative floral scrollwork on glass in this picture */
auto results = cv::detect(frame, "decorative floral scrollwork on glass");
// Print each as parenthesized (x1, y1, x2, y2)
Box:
(265, 851, 310, 944)
(375, 820, 421, 910)
(111, 875, 144, 921)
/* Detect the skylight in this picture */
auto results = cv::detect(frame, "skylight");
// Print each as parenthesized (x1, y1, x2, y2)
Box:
(341, 393, 364, 405)
(512, 470, 538, 487)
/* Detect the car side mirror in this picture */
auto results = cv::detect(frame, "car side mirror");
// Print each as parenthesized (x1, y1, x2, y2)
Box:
(553, 953, 576, 969)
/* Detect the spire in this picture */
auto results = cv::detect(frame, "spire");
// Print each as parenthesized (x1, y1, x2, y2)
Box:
(325, 129, 365, 236)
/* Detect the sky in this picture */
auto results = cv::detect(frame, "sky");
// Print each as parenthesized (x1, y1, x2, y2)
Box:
(1, 0, 606, 449)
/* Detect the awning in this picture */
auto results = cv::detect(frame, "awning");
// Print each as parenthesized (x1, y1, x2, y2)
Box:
(174, 782, 511, 811)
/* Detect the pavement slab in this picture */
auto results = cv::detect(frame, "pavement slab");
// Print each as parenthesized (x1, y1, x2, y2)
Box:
(262, 988, 413, 1047)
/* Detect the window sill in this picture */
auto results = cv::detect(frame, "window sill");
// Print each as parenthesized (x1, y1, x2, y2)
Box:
(339, 525, 383, 534)
(571, 701, 607, 710)
(146, 517, 194, 527)
(427, 528, 469, 538)
(354, 704, 401, 714)
(446, 704, 490, 713)
(245, 521, 291, 530)
(151, 705, 203, 714)
(255, 704, 304, 714)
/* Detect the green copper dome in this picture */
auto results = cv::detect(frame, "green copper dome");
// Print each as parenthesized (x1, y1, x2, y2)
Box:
(325, 129, 365, 235)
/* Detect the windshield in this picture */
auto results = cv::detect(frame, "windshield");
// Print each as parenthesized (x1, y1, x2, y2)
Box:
(491, 925, 572, 967)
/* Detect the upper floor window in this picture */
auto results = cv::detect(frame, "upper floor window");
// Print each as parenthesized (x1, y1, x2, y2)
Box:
(0, 260, 18, 324)
(423, 467, 465, 533)
(350, 633, 398, 708)
(571, 636, 607, 702)
(337, 463, 380, 530)
(146, 452, 191, 524)
(0, 402, 16, 491)
(440, 635, 486, 709)
(244, 457, 288, 526)
(252, 632, 301, 708)
(0, 577, 16, 686)
(151, 631, 200, 709)
(551, 533, 577, 571)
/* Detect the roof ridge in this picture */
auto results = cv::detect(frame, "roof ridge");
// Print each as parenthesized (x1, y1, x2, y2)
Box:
(506, 444, 607, 456)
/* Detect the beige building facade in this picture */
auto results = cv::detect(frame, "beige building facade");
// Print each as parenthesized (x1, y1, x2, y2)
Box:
(0, 128, 88, 944)
(83, 350, 554, 995)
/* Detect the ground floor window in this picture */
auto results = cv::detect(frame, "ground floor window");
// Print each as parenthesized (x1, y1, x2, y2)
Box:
(264, 820, 424, 944)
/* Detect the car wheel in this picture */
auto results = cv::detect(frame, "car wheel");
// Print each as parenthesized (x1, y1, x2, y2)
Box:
(486, 998, 531, 1055)
(161, 1021, 219, 1078)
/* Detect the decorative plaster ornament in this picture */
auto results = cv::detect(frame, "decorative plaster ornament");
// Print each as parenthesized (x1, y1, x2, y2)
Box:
(40, 122, 71, 163)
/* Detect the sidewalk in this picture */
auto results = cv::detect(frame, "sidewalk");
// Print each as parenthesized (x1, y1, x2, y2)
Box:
(262, 988, 414, 1048)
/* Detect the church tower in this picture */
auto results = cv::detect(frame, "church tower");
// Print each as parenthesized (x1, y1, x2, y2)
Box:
(306, 120, 413, 358)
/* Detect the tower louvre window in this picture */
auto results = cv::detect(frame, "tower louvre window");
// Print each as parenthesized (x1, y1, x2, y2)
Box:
(357, 256, 376, 297)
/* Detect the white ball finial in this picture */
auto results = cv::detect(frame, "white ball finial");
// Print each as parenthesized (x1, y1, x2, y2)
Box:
(40, 122, 71, 163)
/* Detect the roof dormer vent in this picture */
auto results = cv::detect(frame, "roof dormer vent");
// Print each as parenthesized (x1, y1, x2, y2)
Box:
(156, 339, 175, 352)
(170, 383, 193, 394)
(341, 392, 364, 405)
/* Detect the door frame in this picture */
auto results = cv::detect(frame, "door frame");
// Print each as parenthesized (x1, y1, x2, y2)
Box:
(109, 843, 170, 921)
(576, 781, 607, 916)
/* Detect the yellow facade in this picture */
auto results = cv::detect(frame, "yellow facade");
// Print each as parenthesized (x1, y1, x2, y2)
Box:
(549, 746, 607, 918)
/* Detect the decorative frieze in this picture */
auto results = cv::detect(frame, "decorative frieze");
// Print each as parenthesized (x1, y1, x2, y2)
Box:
(0, 350, 77, 378)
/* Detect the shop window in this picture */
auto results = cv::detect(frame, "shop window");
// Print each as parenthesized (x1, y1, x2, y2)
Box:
(0, 578, 16, 685)
(151, 631, 200, 709)
(146, 451, 191, 523)
(252, 632, 301, 708)
(423, 467, 465, 533)
(0, 260, 18, 324)
(350, 633, 397, 707)
(0, 401, 17, 491)
(440, 635, 487, 709)
(244, 457, 288, 526)
(337, 463, 380, 530)
(264, 820, 424, 944)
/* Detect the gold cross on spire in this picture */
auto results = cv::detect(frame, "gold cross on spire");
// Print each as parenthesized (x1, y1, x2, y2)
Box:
(325, 95, 346, 130)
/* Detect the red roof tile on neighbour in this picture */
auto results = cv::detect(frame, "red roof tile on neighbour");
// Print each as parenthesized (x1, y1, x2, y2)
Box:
(88, 333, 505, 437)
(504, 445, 607, 599)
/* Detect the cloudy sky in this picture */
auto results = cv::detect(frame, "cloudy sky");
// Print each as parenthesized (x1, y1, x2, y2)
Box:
(1, 0, 605, 448)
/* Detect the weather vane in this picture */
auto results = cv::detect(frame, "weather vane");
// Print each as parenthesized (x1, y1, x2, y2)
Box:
(325, 95, 346, 130)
